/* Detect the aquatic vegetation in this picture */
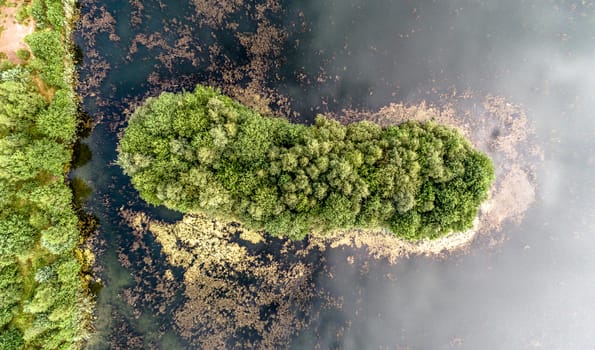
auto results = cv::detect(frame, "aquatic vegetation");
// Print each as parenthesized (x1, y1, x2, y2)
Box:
(119, 85, 494, 240)
(124, 211, 330, 350)
(0, 0, 93, 349)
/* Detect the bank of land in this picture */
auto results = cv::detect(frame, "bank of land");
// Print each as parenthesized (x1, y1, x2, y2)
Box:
(0, 1, 93, 349)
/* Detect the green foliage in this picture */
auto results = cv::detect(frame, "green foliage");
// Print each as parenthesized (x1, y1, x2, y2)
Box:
(25, 30, 66, 87)
(119, 85, 495, 240)
(15, 5, 31, 24)
(0, 73, 46, 136)
(44, 0, 66, 31)
(0, 214, 37, 257)
(30, 0, 48, 28)
(1, 139, 70, 182)
(36, 89, 77, 143)
(40, 217, 78, 255)
(0, 263, 22, 327)
(0, 0, 91, 348)
(15, 49, 31, 62)
(0, 328, 24, 350)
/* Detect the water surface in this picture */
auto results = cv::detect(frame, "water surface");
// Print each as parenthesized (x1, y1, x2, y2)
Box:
(74, 0, 595, 349)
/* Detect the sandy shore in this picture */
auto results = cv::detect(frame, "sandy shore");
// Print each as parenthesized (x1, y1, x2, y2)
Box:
(0, 2, 34, 63)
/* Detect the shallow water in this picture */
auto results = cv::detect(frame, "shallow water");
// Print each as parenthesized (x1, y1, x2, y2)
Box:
(74, 0, 595, 349)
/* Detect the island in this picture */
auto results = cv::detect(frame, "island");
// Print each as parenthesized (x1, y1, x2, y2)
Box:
(119, 85, 494, 240)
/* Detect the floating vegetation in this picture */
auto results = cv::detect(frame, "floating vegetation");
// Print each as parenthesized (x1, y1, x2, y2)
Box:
(123, 210, 337, 349)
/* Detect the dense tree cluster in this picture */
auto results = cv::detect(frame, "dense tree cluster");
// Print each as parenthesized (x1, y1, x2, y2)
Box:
(119, 86, 494, 240)
(0, 1, 92, 349)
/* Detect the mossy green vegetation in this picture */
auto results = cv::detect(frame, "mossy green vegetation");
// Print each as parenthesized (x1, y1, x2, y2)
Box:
(0, 0, 93, 349)
(119, 86, 494, 240)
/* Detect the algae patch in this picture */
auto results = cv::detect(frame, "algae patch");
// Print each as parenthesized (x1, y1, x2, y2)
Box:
(124, 211, 335, 349)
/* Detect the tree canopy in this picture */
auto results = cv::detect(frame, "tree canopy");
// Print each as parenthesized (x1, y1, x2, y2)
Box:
(0, 0, 92, 348)
(119, 85, 494, 240)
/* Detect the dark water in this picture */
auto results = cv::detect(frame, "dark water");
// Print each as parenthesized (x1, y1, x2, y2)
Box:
(74, 0, 595, 349)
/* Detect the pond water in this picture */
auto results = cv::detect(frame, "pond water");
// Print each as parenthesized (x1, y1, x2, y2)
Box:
(73, 0, 595, 349)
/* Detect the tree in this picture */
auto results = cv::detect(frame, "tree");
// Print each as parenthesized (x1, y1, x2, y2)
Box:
(0, 328, 24, 350)
(0, 0, 91, 348)
(36, 89, 77, 143)
(0, 262, 22, 327)
(25, 30, 66, 87)
(0, 214, 37, 257)
(119, 85, 495, 240)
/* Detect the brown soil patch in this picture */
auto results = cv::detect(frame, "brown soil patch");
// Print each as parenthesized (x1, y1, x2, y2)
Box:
(0, 2, 34, 63)
(32, 75, 56, 101)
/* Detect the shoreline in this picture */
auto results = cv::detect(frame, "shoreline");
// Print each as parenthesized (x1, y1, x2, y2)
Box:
(0, 1, 95, 348)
